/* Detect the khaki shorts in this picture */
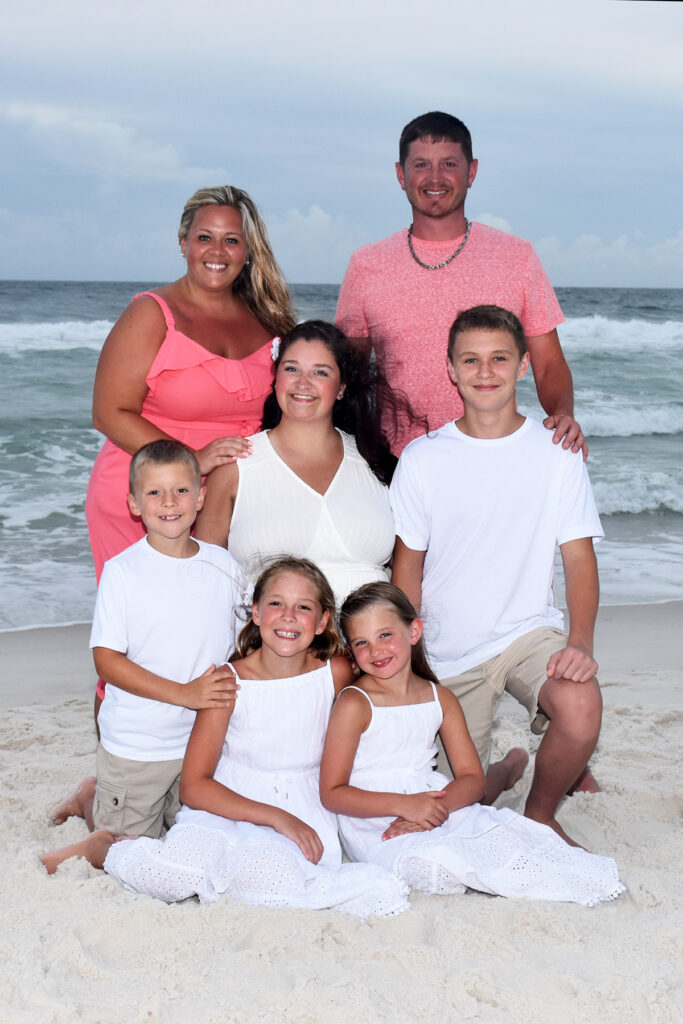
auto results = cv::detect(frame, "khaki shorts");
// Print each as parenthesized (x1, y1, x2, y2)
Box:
(92, 744, 183, 838)
(440, 627, 567, 771)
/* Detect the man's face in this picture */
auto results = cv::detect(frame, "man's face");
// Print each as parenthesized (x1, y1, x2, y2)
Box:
(396, 137, 478, 221)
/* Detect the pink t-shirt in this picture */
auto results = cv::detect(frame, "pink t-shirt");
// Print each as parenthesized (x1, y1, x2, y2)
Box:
(336, 222, 564, 452)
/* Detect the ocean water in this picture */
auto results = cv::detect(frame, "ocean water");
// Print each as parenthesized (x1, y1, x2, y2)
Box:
(0, 282, 681, 631)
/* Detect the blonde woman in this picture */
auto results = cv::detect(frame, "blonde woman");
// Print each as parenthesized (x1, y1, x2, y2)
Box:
(86, 186, 295, 709)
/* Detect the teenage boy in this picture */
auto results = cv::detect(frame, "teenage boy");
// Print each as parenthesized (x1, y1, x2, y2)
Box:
(42, 440, 242, 873)
(391, 306, 603, 844)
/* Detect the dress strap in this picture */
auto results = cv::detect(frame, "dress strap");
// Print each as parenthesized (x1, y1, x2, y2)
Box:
(428, 680, 440, 702)
(132, 291, 176, 329)
(340, 684, 374, 707)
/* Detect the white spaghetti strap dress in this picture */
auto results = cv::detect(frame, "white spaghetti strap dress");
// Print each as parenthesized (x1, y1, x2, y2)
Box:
(337, 684, 626, 906)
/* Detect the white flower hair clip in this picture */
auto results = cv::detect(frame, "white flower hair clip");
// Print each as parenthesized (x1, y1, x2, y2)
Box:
(271, 338, 280, 362)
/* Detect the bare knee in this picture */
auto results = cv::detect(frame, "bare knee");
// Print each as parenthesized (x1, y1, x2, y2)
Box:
(540, 676, 602, 738)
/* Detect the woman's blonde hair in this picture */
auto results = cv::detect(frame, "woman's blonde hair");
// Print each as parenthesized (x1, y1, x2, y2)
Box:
(235, 557, 344, 661)
(179, 185, 296, 338)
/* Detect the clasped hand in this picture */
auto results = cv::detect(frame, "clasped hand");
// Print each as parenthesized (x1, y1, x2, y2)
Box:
(381, 790, 448, 841)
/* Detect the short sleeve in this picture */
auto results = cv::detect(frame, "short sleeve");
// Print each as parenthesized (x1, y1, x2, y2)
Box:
(90, 560, 129, 654)
(520, 244, 564, 338)
(389, 448, 430, 552)
(556, 452, 603, 546)
(336, 251, 370, 338)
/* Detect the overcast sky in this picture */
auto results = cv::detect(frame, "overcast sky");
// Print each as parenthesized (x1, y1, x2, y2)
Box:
(1, 0, 681, 287)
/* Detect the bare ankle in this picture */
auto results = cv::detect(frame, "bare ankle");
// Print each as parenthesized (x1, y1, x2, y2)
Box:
(523, 809, 583, 848)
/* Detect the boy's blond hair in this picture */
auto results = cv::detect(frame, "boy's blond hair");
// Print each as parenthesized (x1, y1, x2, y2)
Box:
(128, 440, 202, 494)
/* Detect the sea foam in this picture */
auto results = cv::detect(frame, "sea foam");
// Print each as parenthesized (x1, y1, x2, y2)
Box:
(0, 320, 112, 356)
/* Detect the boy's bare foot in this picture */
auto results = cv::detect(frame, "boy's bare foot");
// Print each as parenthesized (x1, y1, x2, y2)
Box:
(567, 765, 601, 795)
(483, 747, 529, 804)
(50, 777, 96, 826)
(41, 829, 115, 875)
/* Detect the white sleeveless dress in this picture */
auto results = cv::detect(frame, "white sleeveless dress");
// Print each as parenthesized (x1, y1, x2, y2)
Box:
(104, 664, 408, 916)
(227, 430, 395, 605)
(338, 684, 626, 906)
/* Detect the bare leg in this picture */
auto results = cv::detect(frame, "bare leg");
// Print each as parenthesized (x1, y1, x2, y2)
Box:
(41, 829, 114, 875)
(50, 776, 96, 828)
(482, 748, 529, 805)
(524, 675, 602, 845)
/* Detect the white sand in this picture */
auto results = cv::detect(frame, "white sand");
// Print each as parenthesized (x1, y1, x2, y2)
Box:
(1, 604, 682, 1023)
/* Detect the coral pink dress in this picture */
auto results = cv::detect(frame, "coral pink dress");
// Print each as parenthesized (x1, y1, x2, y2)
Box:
(86, 292, 276, 579)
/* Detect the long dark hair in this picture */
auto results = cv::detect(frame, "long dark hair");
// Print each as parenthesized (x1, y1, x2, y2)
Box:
(262, 320, 423, 485)
(235, 557, 344, 661)
(340, 581, 439, 685)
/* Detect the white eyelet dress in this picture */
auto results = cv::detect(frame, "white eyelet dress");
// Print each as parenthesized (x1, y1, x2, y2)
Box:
(337, 684, 626, 907)
(103, 663, 408, 917)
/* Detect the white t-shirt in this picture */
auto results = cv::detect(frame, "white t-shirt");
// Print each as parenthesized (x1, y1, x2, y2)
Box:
(390, 418, 603, 677)
(92, 538, 243, 760)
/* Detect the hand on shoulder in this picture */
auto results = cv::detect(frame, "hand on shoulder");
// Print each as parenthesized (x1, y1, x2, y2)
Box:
(543, 413, 588, 460)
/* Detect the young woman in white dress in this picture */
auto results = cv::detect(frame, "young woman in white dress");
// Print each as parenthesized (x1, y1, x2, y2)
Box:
(195, 320, 417, 606)
(320, 582, 625, 906)
(103, 560, 408, 916)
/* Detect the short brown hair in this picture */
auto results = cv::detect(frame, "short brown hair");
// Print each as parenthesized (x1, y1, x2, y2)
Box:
(399, 111, 473, 166)
(447, 305, 526, 362)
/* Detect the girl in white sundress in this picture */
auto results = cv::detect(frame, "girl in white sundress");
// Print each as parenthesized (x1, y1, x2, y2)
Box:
(104, 559, 408, 916)
(320, 582, 626, 907)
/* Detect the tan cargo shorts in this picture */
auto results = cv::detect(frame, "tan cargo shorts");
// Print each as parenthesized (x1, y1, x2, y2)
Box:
(439, 627, 567, 771)
(92, 744, 183, 838)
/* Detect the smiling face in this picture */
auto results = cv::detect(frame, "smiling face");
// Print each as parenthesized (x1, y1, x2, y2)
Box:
(447, 327, 530, 417)
(252, 570, 330, 658)
(179, 205, 249, 291)
(396, 137, 478, 223)
(345, 605, 422, 682)
(274, 337, 344, 422)
(127, 460, 205, 553)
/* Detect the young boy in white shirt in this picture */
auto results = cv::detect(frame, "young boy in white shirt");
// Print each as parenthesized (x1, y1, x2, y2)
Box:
(42, 440, 242, 872)
(391, 306, 603, 845)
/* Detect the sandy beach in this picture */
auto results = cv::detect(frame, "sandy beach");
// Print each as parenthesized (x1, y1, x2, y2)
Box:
(1, 602, 681, 1024)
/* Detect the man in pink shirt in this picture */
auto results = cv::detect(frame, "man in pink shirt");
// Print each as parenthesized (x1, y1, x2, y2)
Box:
(336, 111, 586, 456)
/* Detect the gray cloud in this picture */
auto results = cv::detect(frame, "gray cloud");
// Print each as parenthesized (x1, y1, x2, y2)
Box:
(1, 0, 681, 285)
(3, 102, 226, 186)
